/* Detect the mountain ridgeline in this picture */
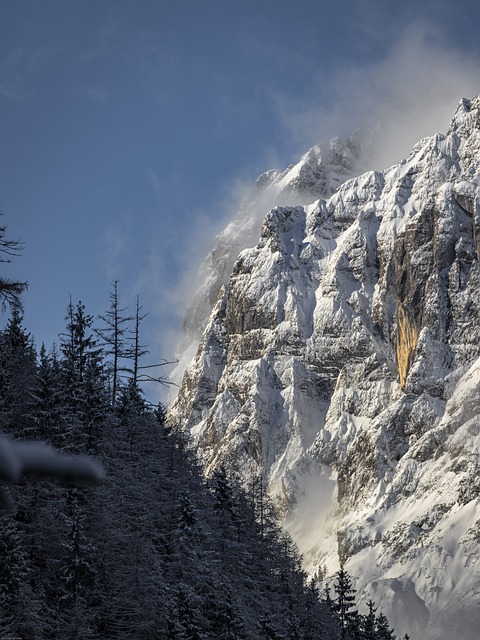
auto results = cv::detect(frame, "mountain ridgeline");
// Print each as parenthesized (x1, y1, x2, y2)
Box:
(169, 97, 480, 640)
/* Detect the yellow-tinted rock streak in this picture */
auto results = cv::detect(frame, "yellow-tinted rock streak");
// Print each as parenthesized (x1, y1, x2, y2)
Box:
(396, 302, 419, 389)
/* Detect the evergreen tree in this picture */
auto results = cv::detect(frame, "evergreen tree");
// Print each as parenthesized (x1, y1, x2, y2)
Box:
(168, 584, 205, 640)
(117, 377, 146, 418)
(60, 299, 97, 389)
(0, 512, 40, 638)
(178, 490, 198, 534)
(155, 400, 167, 426)
(0, 286, 361, 640)
(57, 490, 99, 638)
(363, 599, 377, 640)
(212, 584, 246, 640)
(59, 299, 107, 452)
(375, 611, 396, 640)
(333, 566, 361, 639)
(115, 377, 147, 455)
(285, 613, 303, 640)
(212, 466, 235, 515)
(324, 582, 333, 607)
(303, 578, 337, 640)
(249, 472, 281, 549)
(210, 466, 242, 556)
(257, 612, 280, 639)
(0, 306, 37, 437)
(31, 344, 64, 445)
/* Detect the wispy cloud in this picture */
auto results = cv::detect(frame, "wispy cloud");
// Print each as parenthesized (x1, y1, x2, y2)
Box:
(102, 216, 132, 283)
(278, 24, 480, 170)
(77, 85, 108, 105)
(0, 45, 65, 101)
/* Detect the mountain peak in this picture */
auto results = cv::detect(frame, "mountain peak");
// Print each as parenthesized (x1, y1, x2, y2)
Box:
(169, 98, 480, 639)
(169, 134, 365, 389)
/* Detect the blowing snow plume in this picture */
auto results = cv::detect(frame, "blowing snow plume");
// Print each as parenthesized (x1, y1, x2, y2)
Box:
(167, 25, 480, 401)
(281, 25, 480, 173)
(167, 133, 364, 396)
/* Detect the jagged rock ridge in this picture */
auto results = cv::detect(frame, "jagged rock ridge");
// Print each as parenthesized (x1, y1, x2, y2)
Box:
(170, 134, 363, 386)
(169, 98, 480, 640)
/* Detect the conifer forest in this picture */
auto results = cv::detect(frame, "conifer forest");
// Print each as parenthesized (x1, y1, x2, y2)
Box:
(0, 218, 401, 638)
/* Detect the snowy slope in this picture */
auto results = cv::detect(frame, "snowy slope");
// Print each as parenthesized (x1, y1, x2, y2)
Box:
(169, 97, 480, 640)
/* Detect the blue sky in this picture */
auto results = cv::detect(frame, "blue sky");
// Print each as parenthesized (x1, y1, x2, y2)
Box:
(1, 0, 479, 398)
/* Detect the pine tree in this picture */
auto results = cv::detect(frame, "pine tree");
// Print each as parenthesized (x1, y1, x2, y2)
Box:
(168, 584, 205, 640)
(59, 299, 107, 452)
(60, 299, 97, 390)
(57, 490, 99, 638)
(212, 466, 235, 515)
(333, 567, 360, 640)
(362, 599, 377, 640)
(210, 466, 242, 556)
(303, 578, 336, 640)
(286, 613, 303, 640)
(156, 400, 167, 426)
(250, 472, 280, 544)
(212, 585, 246, 640)
(0, 287, 351, 640)
(375, 611, 396, 640)
(0, 306, 37, 437)
(115, 377, 148, 458)
(0, 512, 40, 638)
(31, 344, 64, 445)
(178, 490, 199, 535)
(257, 612, 280, 639)
(81, 351, 108, 453)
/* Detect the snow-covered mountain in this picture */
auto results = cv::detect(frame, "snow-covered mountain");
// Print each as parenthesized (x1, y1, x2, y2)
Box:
(168, 97, 480, 640)
(170, 134, 363, 386)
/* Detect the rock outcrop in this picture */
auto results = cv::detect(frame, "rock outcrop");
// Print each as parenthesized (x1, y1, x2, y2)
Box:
(169, 98, 480, 640)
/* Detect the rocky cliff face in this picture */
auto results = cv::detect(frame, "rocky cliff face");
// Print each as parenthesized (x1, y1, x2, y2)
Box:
(169, 98, 480, 640)
(170, 135, 363, 386)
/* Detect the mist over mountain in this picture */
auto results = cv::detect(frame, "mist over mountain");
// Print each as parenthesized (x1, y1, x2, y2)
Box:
(169, 97, 480, 640)
(169, 133, 365, 390)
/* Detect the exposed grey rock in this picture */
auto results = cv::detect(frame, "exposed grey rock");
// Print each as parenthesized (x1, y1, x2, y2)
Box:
(169, 97, 480, 639)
